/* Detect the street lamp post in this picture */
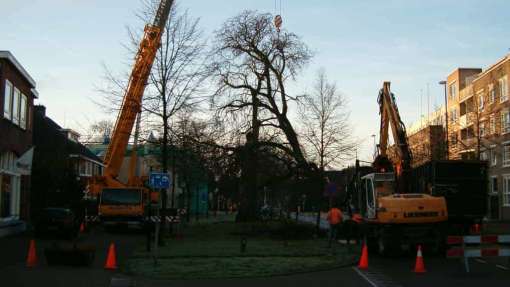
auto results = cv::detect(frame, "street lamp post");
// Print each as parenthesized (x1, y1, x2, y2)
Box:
(371, 134, 376, 159)
(439, 81, 449, 159)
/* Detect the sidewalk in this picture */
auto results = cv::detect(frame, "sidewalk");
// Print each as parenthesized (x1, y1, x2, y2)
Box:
(292, 212, 330, 230)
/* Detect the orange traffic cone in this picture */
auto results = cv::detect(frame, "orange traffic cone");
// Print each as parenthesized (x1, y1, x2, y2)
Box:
(414, 245, 426, 273)
(358, 242, 369, 270)
(26, 239, 38, 268)
(79, 222, 85, 233)
(104, 243, 118, 270)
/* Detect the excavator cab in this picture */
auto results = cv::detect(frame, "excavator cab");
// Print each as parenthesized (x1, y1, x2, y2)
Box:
(359, 173, 395, 220)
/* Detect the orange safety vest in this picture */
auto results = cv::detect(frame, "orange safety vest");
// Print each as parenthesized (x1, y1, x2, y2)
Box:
(327, 208, 343, 225)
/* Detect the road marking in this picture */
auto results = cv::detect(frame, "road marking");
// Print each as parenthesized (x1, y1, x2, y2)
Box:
(353, 267, 379, 287)
(475, 258, 486, 264)
(352, 267, 403, 287)
(496, 264, 509, 271)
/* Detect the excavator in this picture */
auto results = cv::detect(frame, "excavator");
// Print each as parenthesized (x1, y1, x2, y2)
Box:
(348, 82, 448, 255)
(87, 0, 174, 224)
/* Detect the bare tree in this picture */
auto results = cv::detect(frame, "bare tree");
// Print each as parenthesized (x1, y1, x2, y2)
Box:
(82, 120, 114, 144)
(298, 70, 355, 229)
(210, 10, 313, 221)
(299, 69, 355, 171)
(211, 10, 312, 169)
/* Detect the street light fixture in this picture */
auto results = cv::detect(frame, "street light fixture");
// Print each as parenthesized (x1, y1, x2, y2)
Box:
(439, 80, 449, 159)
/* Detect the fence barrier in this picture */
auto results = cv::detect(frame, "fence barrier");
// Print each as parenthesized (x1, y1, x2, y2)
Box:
(446, 234, 510, 272)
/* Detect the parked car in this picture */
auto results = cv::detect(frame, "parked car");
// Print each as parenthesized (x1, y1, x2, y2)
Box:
(34, 208, 80, 238)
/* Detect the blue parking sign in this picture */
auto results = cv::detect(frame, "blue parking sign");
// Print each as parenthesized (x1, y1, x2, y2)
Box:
(149, 172, 171, 189)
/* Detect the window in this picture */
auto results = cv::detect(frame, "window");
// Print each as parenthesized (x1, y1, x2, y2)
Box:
(501, 109, 510, 134)
(502, 175, 510, 206)
(450, 108, 458, 122)
(480, 150, 488, 161)
(491, 147, 497, 166)
(479, 122, 486, 137)
(491, 176, 498, 194)
(366, 180, 374, 209)
(450, 134, 458, 146)
(20, 94, 27, 130)
(3, 80, 13, 120)
(461, 127, 474, 140)
(12, 87, 20, 125)
(449, 82, 457, 101)
(489, 84, 496, 104)
(503, 143, 510, 167)
(490, 114, 496, 134)
(79, 161, 86, 175)
(478, 92, 484, 111)
(500, 76, 508, 103)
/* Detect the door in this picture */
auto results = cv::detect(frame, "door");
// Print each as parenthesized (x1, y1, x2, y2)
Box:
(360, 179, 367, 216)
(489, 194, 499, 220)
(366, 179, 376, 219)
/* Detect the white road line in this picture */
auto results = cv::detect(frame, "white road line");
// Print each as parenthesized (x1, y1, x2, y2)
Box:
(475, 258, 486, 264)
(353, 267, 379, 287)
(496, 264, 509, 271)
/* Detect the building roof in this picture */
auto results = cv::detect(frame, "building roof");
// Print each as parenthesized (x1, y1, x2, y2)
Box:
(33, 106, 102, 163)
(0, 51, 37, 89)
(473, 53, 510, 82)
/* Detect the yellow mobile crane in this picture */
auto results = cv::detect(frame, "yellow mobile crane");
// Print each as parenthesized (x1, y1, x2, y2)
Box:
(351, 82, 448, 255)
(88, 0, 174, 224)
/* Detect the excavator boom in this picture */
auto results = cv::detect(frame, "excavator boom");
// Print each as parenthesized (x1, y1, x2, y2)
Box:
(374, 82, 412, 180)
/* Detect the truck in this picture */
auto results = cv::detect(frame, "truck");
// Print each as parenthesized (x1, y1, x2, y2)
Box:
(408, 160, 488, 230)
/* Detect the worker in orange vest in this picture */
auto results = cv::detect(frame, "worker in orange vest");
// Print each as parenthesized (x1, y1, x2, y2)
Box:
(327, 203, 343, 247)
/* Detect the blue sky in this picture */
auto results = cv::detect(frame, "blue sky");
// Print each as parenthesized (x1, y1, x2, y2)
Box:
(1, 0, 509, 163)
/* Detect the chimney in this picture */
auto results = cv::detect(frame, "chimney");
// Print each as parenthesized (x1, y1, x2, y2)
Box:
(34, 105, 46, 117)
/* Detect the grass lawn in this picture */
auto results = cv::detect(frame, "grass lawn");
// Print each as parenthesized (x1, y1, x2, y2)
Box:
(124, 217, 358, 279)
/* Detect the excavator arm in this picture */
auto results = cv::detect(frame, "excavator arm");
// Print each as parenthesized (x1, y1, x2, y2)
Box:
(374, 82, 413, 191)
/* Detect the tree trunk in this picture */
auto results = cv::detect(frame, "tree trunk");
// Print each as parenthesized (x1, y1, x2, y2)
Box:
(236, 93, 260, 222)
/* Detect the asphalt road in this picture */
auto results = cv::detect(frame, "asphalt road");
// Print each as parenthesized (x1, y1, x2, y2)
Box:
(295, 213, 510, 287)
(0, 225, 370, 287)
(0, 226, 143, 287)
(2, 219, 509, 287)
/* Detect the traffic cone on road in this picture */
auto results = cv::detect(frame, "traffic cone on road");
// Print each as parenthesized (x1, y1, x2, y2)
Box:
(358, 241, 369, 270)
(414, 245, 426, 273)
(26, 239, 38, 268)
(104, 243, 118, 270)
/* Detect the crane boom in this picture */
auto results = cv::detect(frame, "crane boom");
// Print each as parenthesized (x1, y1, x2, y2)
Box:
(103, 0, 174, 183)
(89, 0, 174, 196)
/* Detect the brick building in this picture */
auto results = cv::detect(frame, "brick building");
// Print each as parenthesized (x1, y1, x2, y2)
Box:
(444, 54, 510, 220)
(388, 124, 446, 169)
(0, 51, 38, 236)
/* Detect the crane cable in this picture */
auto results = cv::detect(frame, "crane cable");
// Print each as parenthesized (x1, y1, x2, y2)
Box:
(274, 0, 282, 32)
